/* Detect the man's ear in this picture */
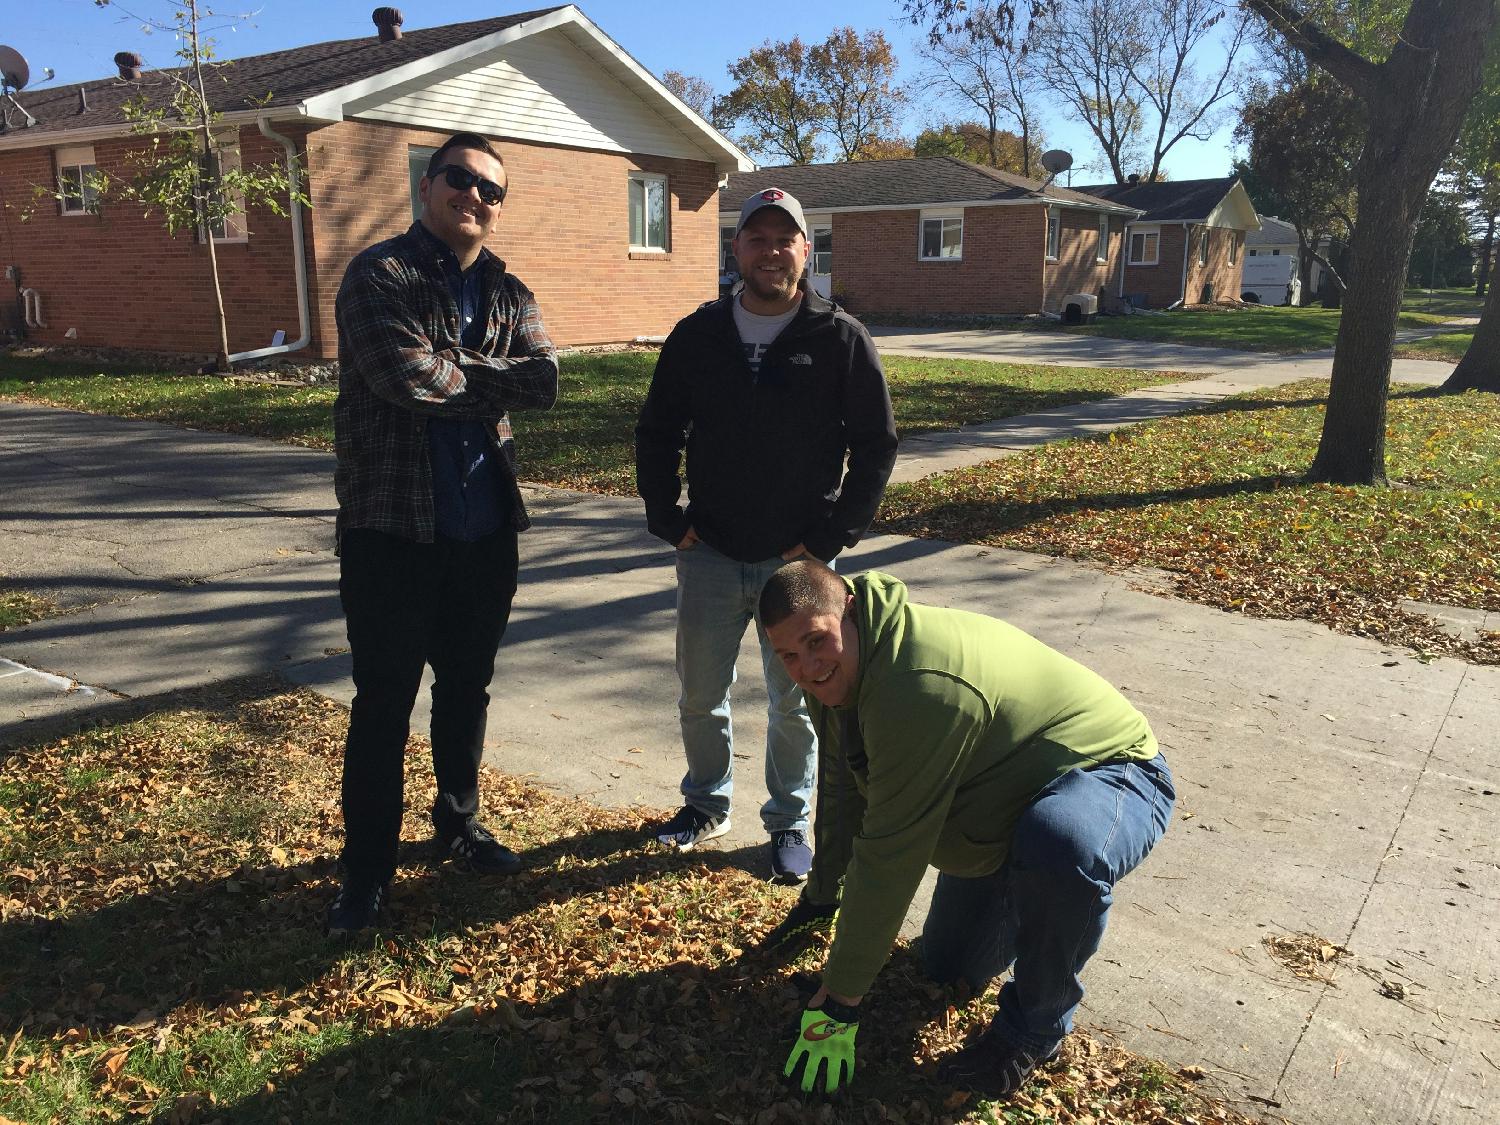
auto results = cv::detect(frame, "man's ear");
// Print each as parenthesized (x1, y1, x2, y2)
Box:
(843, 592, 855, 617)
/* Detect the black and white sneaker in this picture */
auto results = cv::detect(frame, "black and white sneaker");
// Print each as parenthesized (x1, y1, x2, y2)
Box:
(769, 829, 812, 885)
(443, 819, 524, 875)
(326, 876, 387, 936)
(654, 805, 730, 850)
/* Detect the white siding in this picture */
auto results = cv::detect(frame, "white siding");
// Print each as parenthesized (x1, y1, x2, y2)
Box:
(351, 28, 713, 162)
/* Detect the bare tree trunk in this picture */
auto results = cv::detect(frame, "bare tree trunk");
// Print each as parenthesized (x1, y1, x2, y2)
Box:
(188, 0, 232, 373)
(1443, 274, 1500, 391)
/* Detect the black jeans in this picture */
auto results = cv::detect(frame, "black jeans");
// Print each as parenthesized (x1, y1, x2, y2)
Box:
(338, 526, 519, 882)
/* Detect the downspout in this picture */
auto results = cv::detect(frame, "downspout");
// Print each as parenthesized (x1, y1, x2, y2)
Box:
(1118, 222, 1130, 298)
(1177, 221, 1192, 307)
(227, 116, 310, 362)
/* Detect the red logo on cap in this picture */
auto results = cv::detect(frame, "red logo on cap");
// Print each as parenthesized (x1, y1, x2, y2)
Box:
(760, 189, 784, 201)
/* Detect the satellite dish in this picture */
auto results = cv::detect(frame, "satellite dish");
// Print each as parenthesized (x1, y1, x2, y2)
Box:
(1040, 149, 1074, 177)
(0, 46, 30, 91)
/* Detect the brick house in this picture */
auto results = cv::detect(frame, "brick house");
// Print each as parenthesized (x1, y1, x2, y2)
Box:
(720, 158, 1144, 319)
(1074, 177, 1260, 308)
(0, 5, 750, 359)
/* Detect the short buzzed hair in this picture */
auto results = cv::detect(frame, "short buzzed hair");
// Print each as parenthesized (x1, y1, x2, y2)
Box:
(759, 559, 847, 629)
(427, 131, 504, 176)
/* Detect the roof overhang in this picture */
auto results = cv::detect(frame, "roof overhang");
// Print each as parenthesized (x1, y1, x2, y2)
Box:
(718, 196, 1144, 220)
(0, 6, 752, 172)
(303, 5, 751, 172)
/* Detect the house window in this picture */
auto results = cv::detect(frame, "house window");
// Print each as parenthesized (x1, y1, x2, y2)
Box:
(1045, 207, 1060, 260)
(408, 145, 437, 221)
(1096, 214, 1109, 262)
(1198, 230, 1210, 266)
(629, 171, 669, 252)
(919, 212, 963, 260)
(202, 138, 247, 243)
(1248, 248, 1259, 257)
(55, 144, 100, 215)
(720, 225, 736, 272)
(1129, 227, 1160, 265)
(1228, 235, 1239, 266)
(812, 227, 832, 275)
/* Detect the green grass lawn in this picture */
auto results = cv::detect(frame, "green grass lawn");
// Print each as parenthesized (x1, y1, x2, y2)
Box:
(879, 379, 1500, 663)
(1399, 286, 1487, 317)
(1043, 303, 1458, 353)
(0, 586, 52, 631)
(0, 679, 1257, 1124)
(0, 351, 1175, 494)
(1395, 331, 1472, 363)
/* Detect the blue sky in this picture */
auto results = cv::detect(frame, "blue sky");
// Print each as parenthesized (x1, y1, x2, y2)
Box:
(18, 0, 1244, 181)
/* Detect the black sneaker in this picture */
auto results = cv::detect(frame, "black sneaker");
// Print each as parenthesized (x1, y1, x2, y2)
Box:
(326, 875, 387, 936)
(654, 805, 730, 850)
(769, 829, 812, 885)
(442, 819, 524, 875)
(937, 1025, 1059, 1099)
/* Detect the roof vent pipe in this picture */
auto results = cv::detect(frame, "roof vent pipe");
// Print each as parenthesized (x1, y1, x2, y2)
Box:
(1127, 173, 1141, 185)
(77, 85, 90, 113)
(114, 52, 142, 81)
(373, 8, 404, 41)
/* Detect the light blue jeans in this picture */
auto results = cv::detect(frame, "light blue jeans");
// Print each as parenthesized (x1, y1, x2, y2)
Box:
(921, 754, 1175, 1055)
(673, 541, 819, 833)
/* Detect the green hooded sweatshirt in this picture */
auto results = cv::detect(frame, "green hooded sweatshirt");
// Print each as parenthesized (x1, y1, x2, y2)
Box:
(808, 571, 1158, 1000)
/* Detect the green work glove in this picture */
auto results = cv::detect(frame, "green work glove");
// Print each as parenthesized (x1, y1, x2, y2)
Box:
(754, 895, 839, 957)
(784, 999, 860, 1094)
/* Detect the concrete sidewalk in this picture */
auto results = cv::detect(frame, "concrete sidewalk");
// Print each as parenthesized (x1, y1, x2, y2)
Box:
(2, 397, 1497, 1125)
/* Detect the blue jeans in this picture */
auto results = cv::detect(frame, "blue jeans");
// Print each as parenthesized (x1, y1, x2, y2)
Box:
(920, 754, 1175, 1055)
(673, 541, 819, 833)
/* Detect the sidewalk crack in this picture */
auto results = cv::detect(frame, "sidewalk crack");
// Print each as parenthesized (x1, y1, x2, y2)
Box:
(1271, 666, 1471, 1099)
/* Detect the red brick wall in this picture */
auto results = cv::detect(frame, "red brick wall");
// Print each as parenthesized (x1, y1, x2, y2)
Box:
(0, 121, 721, 357)
(1120, 224, 1247, 308)
(829, 205, 1046, 317)
(0, 126, 307, 356)
(303, 120, 720, 356)
(1042, 210, 1125, 311)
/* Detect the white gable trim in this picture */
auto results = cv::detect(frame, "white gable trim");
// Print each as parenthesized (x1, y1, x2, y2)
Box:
(1202, 180, 1261, 231)
(302, 6, 751, 172)
(718, 196, 1143, 219)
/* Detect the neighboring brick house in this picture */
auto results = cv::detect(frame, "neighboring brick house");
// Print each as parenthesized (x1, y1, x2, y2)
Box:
(0, 6, 750, 359)
(720, 158, 1144, 319)
(1074, 177, 1260, 308)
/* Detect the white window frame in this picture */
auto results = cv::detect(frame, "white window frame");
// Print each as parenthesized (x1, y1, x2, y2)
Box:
(200, 135, 247, 244)
(1129, 226, 1160, 265)
(1198, 229, 1210, 266)
(628, 171, 669, 253)
(1045, 206, 1060, 260)
(1096, 214, 1109, 263)
(811, 225, 832, 276)
(56, 144, 100, 216)
(408, 144, 437, 222)
(918, 209, 964, 261)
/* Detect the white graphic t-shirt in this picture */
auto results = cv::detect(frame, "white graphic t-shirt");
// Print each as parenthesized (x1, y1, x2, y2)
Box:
(732, 296, 799, 377)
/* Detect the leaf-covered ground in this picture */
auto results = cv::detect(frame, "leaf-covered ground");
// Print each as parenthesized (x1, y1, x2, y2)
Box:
(1, 681, 1261, 1124)
(880, 381, 1500, 664)
(0, 586, 52, 632)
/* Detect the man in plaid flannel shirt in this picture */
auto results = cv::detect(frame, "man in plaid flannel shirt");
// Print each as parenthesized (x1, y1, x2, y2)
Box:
(327, 132, 558, 935)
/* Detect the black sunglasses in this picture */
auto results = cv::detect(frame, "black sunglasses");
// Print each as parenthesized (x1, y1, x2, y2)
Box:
(430, 164, 506, 205)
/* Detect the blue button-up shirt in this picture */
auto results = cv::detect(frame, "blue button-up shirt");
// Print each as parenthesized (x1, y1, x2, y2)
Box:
(420, 226, 507, 541)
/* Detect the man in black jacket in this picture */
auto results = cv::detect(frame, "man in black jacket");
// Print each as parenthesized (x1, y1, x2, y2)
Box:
(634, 188, 897, 884)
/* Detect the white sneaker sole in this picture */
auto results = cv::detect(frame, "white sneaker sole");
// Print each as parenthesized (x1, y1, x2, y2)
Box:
(663, 815, 731, 851)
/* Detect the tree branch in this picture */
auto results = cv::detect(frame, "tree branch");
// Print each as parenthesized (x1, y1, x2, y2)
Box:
(1242, 0, 1377, 96)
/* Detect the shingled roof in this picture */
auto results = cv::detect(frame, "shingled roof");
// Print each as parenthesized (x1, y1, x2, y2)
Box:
(1074, 177, 1241, 223)
(722, 157, 1142, 214)
(5, 8, 563, 139)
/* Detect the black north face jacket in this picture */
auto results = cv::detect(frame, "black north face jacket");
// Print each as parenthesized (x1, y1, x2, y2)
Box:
(635, 289, 897, 563)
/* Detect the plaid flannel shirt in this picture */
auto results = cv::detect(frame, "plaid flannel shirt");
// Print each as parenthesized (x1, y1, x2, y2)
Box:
(333, 223, 558, 545)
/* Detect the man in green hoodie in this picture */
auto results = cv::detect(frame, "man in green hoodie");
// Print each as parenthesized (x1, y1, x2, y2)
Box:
(758, 560, 1175, 1099)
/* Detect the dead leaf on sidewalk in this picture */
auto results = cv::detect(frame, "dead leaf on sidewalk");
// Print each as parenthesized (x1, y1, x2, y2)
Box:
(1263, 931, 1349, 983)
